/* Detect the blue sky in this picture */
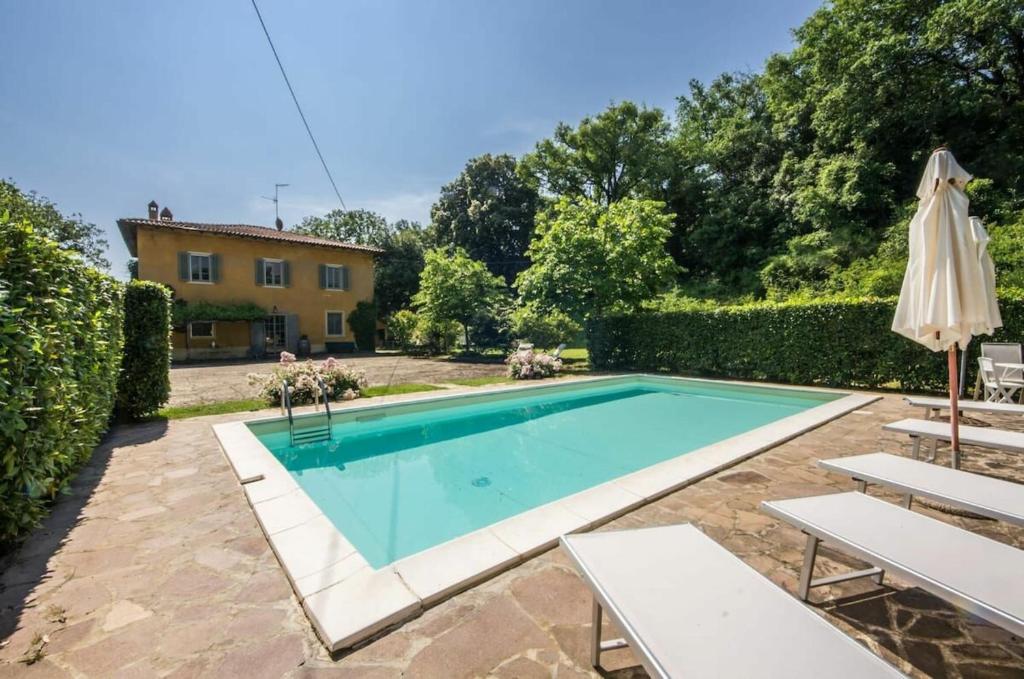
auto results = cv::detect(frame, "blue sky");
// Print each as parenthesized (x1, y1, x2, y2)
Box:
(1, 0, 819, 278)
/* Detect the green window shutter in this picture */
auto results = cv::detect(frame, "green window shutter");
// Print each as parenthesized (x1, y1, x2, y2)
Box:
(318, 264, 327, 289)
(254, 258, 263, 286)
(282, 260, 291, 287)
(341, 265, 350, 291)
(178, 252, 189, 280)
(210, 254, 221, 282)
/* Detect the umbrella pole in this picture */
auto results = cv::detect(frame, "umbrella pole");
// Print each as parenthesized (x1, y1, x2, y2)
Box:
(948, 345, 961, 469)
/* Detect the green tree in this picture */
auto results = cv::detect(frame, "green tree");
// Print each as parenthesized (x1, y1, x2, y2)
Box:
(509, 303, 581, 350)
(387, 309, 419, 351)
(412, 248, 507, 351)
(761, 0, 1024, 263)
(0, 179, 109, 269)
(670, 73, 788, 294)
(521, 102, 672, 206)
(293, 208, 390, 246)
(516, 198, 677, 322)
(375, 220, 429, 318)
(431, 154, 538, 284)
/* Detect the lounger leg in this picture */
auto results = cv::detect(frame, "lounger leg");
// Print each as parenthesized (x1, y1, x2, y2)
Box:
(911, 436, 922, 460)
(855, 479, 867, 493)
(798, 534, 820, 601)
(591, 598, 602, 668)
(902, 493, 913, 510)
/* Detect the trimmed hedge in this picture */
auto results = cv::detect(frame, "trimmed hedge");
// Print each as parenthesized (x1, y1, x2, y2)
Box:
(117, 281, 172, 419)
(588, 296, 1024, 393)
(0, 219, 124, 543)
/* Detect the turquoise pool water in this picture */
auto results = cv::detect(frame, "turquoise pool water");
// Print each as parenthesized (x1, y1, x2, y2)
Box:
(253, 377, 837, 567)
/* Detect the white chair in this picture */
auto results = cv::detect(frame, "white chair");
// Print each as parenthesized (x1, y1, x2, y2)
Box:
(979, 357, 1022, 403)
(974, 343, 1024, 401)
(551, 343, 567, 358)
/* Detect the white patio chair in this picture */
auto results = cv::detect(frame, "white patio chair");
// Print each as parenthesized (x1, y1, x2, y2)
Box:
(979, 357, 1022, 404)
(974, 342, 1024, 400)
(551, 343, 567, 358)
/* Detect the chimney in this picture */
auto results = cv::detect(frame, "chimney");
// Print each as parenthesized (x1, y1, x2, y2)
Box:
(148, 200, 158, 220)
(159, 207, 173, 221)
(275, 217, 284, 231)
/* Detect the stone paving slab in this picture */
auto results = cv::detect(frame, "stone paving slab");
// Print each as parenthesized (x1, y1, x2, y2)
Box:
(1, 388, 1023, 678)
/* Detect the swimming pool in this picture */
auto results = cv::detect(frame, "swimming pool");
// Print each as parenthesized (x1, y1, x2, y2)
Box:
(217, 374, 874, 650)
(251, 376, 838, 568)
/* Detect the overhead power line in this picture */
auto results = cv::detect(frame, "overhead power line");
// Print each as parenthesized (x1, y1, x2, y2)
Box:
(250, 0, 347, 211)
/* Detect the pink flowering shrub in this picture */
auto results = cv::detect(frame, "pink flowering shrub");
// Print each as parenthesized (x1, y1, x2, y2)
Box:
(505, 348, 562, 380)
(248, 356, 368, 405)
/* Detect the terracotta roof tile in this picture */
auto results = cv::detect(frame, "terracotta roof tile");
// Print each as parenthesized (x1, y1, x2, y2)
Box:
(117, 217, 383, 255)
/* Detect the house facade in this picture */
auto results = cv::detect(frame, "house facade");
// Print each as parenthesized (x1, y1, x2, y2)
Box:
(118, 202, 380, 361)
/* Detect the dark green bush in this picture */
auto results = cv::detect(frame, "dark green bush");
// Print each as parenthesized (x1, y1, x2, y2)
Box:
(588, 295, 1024, 393)
(0, 218, 124, 543)
(117, 281, 172, 419)
(171, 299, 266, 327)
(347, 301, 377, 351)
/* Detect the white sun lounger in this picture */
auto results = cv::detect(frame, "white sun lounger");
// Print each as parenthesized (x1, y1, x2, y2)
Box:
(883, 418, 1024, 468)
(762, 492, 1024, 637)
(904, 395, 1024, 418)
(818, 452, 1024, 526)
(560, 524, 904, 678)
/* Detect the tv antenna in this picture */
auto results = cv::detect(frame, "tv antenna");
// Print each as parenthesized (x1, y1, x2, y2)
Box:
(262, 183, 290, 229)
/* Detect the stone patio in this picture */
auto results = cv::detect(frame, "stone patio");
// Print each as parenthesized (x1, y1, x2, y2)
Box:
(1, 386, 1023, 678)
(168, 354, 506, 407)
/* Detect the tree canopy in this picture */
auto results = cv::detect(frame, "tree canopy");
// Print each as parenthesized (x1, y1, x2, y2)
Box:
(521, 102, 672, 206)
(430, 154, 538, 284)
(516, 198, 678, 322)
(0, 179, 109, 269)
(412, 247, 507, 350)
(293, 208, 391, 247)
(374, 220, 430, 318)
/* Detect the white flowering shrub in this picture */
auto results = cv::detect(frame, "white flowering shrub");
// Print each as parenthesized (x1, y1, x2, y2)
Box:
(248, 354, 368, 405)
(505, 348, 563, 380)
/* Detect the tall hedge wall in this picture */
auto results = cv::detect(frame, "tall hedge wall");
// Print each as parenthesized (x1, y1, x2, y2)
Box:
(587, 296, 1024, 393)
(0, 219, 125, 543)
(117, 281, 172, 420)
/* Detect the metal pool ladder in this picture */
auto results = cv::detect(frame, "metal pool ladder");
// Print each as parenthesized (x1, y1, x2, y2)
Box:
(281, 378, 333, 445)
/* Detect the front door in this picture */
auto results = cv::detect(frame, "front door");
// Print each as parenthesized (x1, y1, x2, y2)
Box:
(264, 314, 286, 353)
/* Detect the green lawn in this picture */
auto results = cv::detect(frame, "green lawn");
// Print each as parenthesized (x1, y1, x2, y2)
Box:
(362, 383, 444, 397)
(558, 347, 588, 361)
(158, 398, 267, 420)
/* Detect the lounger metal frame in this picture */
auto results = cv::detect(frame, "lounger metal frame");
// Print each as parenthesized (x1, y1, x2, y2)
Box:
(763, 493, 1024, 636)
(562, 541, 668, 678)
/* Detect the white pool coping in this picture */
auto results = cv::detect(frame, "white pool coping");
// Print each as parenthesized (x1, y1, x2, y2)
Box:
(212, 374, 879, 652)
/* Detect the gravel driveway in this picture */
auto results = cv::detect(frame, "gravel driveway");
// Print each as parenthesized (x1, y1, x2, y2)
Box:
(168, 353, 506, 407)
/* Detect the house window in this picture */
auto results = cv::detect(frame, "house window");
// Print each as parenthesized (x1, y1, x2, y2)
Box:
(189, 321, 214, 338)
(326, 311, 344, 337)
(189, 253, 212, 283)
(324, 265, 345, 290)
(263, 259, 283, 287)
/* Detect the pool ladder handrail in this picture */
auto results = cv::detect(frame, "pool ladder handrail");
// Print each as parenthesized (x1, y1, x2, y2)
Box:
(281, 378, 333, 446)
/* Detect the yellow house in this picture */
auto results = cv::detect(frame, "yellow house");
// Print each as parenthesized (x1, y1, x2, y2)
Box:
(118, 202, 380, 361)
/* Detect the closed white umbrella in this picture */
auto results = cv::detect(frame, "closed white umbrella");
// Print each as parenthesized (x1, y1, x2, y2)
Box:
(892, 147, 1002, 468)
